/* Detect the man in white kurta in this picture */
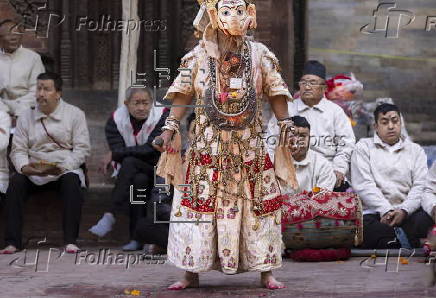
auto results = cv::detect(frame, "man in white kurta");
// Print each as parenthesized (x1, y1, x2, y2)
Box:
(422, 162, 436, 223)
(278, 116, 335, 194)
(267, 61, 355, 191)
(351, 103, 432, 249)
(0, 20, 45, 117)
(0, 72, 90, 254)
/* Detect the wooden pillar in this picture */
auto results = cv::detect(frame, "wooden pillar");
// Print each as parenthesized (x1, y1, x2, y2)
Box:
(60, 0, 73, 88)
(168, 0, 182, 70)
(111, 0, 122, 89)
(156, 0, 169, 88)
(293, 0, 307, 88)
(73, 0, 90, 89)
(141, 0, 157, 88)
(118, 0, 139, 104)
(270, 0, 294, 88)
(48, 0, 62, 73)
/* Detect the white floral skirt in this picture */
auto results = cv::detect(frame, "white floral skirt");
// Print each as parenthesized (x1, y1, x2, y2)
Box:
(167, 188, 283, 274)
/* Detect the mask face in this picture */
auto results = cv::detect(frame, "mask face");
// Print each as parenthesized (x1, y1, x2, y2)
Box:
(217, 0, 248, 35)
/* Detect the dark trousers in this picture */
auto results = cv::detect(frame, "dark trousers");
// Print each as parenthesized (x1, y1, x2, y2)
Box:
(333, 181, 350, 192)
(362, 209, 434, 249)
(134, 217, 169, 248)
(110, 156, 154, 238)
(4, 173, 84, 249)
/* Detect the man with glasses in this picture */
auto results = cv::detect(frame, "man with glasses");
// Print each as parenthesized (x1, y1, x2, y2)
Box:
(0, 20, 45, 120)
(89, 87, 169, 251)
(267, 60, 355, 191)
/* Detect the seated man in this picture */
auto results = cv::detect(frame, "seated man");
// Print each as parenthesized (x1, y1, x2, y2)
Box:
(134, 112, 195, 254)
(267, 60, 355, 191)
(280, 115, 336, 194)
(422, 162, 436, 223)
(89, 87, 169, 251)
(134, 176, 173, 255)
(0, 72, 90, 254)
(0, 20, 45, 119)
(351, 103, 433, 249)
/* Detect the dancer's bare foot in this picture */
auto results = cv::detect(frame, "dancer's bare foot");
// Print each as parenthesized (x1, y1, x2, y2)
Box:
(261, 271, 286, 290)
(0, 245, 17, 254)
(168, 271, 199, 290)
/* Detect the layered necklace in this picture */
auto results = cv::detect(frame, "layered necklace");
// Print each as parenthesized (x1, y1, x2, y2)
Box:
(204, 40, 257, 130)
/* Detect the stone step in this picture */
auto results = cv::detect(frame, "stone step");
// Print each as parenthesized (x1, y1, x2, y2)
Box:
(422, 121, 436, 132)
(0, 187, 140, 249)
(411, 132, 436, 146)
(403, 113, 433, 123)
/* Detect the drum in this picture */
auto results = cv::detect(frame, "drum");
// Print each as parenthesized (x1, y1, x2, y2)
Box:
(282, 189, 363, 250)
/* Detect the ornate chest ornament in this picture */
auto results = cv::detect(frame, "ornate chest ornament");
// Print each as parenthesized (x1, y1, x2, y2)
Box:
(204, 41, 257, 131)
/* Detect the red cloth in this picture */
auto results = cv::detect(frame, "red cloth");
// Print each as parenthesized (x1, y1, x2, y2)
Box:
(287, 248, 351, 262)
(282, 190, 360, 225)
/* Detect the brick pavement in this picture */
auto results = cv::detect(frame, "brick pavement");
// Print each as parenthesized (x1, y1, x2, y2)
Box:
(0, 248, 435, 297)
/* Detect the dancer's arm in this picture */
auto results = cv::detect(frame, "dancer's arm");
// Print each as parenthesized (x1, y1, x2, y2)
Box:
(269, 95, 290, 121)
(158, 92, 192, 152)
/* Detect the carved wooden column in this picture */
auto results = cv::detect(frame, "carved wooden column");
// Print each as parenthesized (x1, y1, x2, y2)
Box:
(140, 0, 156, 88)
(60, 0, 73, 87)
(270, 0, 294, 88)
(157, 0, 169, 87)
(293, 0, 307, 88)
(73, 0, 90, 88)
(180, 0, 198, 52)
(92, 0, 113, 90)
(111, 0, 122, 89)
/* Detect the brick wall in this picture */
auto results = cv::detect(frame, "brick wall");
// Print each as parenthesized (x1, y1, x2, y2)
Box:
(307, 0, 436, 125)
(0, 0, 48, 53)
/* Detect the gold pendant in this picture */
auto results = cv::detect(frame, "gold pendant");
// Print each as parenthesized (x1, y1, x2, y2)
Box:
(275, 212, 281, 225)
(252, 218, 260, 231)
(230, 201, 239, 213)
(174, 207, 182, 217)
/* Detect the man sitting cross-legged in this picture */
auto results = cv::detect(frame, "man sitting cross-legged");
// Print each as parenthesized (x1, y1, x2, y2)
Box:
(351, 103, 433, 249)
(267, 60, 356, 192)
(0, 72, 90, 254)
(89, 87, 169, 251)
(279, 115, 336, 194)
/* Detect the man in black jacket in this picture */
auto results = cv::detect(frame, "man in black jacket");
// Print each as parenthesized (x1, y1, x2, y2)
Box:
(135, 176, 173, 254)
(134, 112, 196, 254)
(89, 87, 169, 251)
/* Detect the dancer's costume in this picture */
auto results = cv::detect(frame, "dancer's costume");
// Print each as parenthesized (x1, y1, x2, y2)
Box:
(159, 0, 296, 274)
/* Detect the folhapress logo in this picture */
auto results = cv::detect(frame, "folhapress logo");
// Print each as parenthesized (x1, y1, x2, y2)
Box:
(361, 2, 415, 38)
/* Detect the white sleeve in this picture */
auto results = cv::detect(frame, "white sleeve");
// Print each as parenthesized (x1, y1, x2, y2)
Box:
(332, 108, 356, 175)
(12, 55, 45, 116)
(316, 157, 336, 191)
(10, 113, 30, 173)
(399, 146, 428, 214)
(351, 141, 393, 215)
(58, 110, 91, 171)
(0, 111, 11, 151)
(422, 162, 436, 217)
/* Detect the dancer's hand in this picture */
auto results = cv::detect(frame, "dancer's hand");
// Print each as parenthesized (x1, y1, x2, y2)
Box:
(157, 130, 181, 154)
(155, 130, 173, 152)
